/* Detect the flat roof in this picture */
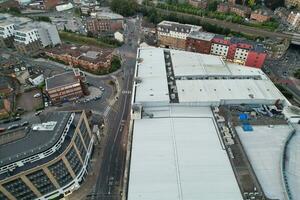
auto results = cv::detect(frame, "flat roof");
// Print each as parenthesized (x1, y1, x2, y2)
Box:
(128, 108, 242, 200)
(236, 125, 292, 200)
(93, 12, 124, 19)
(134, 48, 286, 105)
(135, 48, 169, 103)
(0, 112, 71, 167)
(46, 71, 80, 90)
(176, 79, 284, 103)
(285, 124, 300, 200)
(188, 30, 215, 41)
(171, 51, 230, 76)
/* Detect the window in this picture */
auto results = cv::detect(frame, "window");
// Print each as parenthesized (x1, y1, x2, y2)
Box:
(48, 160, 73, 187)
(27, 170, 56, 195)
(3, 178, 37, 200)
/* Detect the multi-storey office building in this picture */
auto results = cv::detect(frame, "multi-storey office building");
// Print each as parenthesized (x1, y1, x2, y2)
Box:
(14, 22, 61, 54)
(0, 14, 31, 48)
(157, 20, 202, 49)
(45, 69, 86, 104)
(0, 111, 95, 200)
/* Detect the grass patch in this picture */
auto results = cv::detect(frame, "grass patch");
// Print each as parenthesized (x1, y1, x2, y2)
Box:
(59, 31, 122, 48)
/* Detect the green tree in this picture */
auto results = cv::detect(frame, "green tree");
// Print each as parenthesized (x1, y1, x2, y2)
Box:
(110, 0, 138, 16)
(110, 56, 121, 73)
(208, 1, 218, 12)
(248, 0, 256, 8)
(294, 69, 300, 79)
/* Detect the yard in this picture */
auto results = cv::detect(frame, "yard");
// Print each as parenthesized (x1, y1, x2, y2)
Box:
(16, 89, 43, 112)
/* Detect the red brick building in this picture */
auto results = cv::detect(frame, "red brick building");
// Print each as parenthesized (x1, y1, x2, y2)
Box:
(188, 0, 208, 9)
(45, 44, 114, 73)
(45, 69, 85, 103)
(0, 0, 19, 11)
(245, 50, 267, 68)
(230, 5, 251, 18)
(185, 31, 267, 68)
(217, 3, 230, 13)
(186, 31, 214, 54)
(250, 9, 272, 22)
(86, 12, 124, 36)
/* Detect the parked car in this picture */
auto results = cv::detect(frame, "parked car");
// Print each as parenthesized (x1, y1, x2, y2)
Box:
(21, 121, 29, 126)
(33, 93, 41, 98)
(35, 110, 43, 116)
(7, 124, 20, 130)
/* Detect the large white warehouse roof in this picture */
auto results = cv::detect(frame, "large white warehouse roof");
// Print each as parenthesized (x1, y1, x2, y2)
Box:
(134, 48, 286, 106)
(128, 107, 243, 200)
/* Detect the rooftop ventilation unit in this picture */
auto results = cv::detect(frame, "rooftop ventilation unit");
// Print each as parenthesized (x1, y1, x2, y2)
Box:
(32, 121, 57, 131)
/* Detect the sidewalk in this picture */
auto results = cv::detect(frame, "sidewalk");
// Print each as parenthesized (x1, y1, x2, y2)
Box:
(66, 125, 109, 200)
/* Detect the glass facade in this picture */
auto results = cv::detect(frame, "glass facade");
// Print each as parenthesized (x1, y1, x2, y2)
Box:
(48, 160, 73, 187)
(75, 134, 86, 159)
(0, 191, 8, 200)
(80, 122, 90, 148)
(26, 169, 56, 195)
(66, 146, 82, 176)
(3, 178, 36, 200)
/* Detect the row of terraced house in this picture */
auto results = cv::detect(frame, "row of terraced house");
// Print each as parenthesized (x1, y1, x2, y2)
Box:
(157, 21, 267, 68)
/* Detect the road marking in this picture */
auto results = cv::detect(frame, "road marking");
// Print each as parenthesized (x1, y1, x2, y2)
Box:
(103, 106, 111, 117)
(121, 90, 132, 94)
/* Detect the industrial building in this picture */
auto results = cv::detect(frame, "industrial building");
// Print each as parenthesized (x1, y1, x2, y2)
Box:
(0, 111, 95, 200)
(126, 47, 299, 200)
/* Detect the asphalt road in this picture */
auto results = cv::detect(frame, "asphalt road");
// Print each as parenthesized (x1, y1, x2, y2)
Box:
(90, 17, 141, 200)
(263, 45, 300, 102)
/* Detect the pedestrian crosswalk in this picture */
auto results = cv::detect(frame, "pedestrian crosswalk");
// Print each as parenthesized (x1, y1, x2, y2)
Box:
(122, 90, 132, 94)
(103, 105, 111, 117)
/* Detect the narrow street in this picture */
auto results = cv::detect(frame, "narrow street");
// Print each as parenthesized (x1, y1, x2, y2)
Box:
(85, 17, 141, 200)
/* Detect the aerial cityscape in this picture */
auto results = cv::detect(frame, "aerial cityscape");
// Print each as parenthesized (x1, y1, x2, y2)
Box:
(0, 0, 299, 200)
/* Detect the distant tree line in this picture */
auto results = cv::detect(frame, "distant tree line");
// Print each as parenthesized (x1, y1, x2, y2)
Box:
(110, 0, 138, 16)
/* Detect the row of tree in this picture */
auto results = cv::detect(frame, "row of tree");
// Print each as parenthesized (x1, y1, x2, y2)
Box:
(110, 0, 138, 17)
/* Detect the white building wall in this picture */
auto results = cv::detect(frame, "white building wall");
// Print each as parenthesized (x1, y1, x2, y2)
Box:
(210, 43, 229, 57)
(0, 24, 15, 38)
(234, 48, 249, 61)
(14, 29, 39, 45)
